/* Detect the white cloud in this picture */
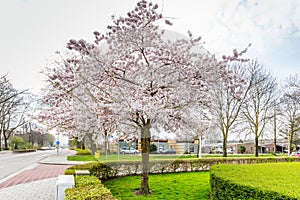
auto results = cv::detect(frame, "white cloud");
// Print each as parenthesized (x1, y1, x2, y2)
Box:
(0, 0, 299, 92)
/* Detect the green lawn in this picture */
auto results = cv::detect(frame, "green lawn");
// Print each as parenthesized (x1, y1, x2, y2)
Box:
(67, 153, 286, 162)
(67, 154, 198, 162)
(103, 172, 210, 200)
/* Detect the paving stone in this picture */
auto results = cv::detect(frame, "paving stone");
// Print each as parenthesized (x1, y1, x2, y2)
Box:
(0, 150, 77, 199)
(0, 164, 69, 189)
(0, 178, 56, 200)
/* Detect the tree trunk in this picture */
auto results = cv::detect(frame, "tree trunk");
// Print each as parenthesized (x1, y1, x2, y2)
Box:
(4, 134, 9, 150)
(255, 136, 259, 157)
(196, 137, 200, 158)
(273, 110, 277, 155)
(289, 129, 294, 154)
(138, 122, 151, 195)
(222, 139, 227, 157)
(0, 132, 2, 151)
(222, 128, 228, 157)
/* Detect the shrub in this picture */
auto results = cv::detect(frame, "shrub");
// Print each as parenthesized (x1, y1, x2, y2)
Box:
(65, 157, 300, 182)
(239, 145, 246, 154)
(76, 148, 92, 155)
(150, 143, 157, 152)
(13, 149, 36, 153)
(65, 162, 98, 175)
(210, 163, 300, 199)
(10, 136, 25, 149)
(25, 142, 33, 149)
(89, 162, 118, 180)
(65, 176, 115, 200)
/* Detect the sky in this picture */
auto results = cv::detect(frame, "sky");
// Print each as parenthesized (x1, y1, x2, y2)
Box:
(0, 0, 299, 94)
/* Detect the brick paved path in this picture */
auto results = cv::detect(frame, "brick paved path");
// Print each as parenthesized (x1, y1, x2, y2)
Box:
(0, 164, 69, 189)
(0, 178, 57, 200)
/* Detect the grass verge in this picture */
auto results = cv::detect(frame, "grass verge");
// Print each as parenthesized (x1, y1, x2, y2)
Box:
(67, 154, 198, 162)
(103, 172, 210, 200)
(67, 153, 286, 162)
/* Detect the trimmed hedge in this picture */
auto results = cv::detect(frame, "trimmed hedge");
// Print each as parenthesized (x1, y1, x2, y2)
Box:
(210, 163, 300, 199)
(13, 149, 36, 153)
(65, 176, 115, 200)
(65, 157, 300, 181)
(65, 162, 97, 175)
(75, 148, 92, 155)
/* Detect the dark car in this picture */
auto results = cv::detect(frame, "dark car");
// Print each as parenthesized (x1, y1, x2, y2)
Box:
(161, 148, 176, 154)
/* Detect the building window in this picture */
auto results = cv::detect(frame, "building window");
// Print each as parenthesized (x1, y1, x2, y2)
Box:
(190, 145, 194, 153)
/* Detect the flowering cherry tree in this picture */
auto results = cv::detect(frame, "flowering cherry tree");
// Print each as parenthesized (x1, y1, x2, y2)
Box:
(176, 104, 211, 158)
(42, 0, 249, 194)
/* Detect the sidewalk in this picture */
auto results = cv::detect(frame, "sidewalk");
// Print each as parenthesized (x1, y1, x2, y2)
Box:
(38, 149, 85, 165)
(0, 150, 12, 155)
(0, 149, 84, 200)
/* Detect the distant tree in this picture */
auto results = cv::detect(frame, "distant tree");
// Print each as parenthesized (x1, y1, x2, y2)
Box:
(10, 136, 25, 150)
(281, 74, 300, 154)
(0, 75, 24, 105)
(0, 77, 28, 150)
(242, 61, 278, 157)
(45, 133, 55, 146)
(208, 61, 251, 157)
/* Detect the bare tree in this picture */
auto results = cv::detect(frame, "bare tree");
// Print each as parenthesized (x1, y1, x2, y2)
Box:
(281, 74, 300, 154)
(242, 61, 277, 157)
(208, 61, 251, 157)
(0, 88, 28, 150)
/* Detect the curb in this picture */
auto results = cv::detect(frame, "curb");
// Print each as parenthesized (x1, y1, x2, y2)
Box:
(38, 159, 85, 165)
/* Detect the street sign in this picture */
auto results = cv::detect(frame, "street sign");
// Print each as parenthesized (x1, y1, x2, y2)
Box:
(56, 141, 60, 145)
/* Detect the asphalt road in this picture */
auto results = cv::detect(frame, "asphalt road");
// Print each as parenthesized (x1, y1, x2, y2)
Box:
(0, 150, 57, 182)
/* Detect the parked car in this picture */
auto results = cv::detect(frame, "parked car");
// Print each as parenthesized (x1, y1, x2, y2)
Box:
(227, 149, 234, 154)
(290, 152, 300, 157)
(119, 147, 139, 154)
(161, 148, 176, 154)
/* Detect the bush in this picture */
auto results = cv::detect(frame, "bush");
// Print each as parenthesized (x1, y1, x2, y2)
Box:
(13, 149, 36, 153)
(65, 162, 117, 180)
(210, 163, 300, 199)
(65, 162, 98, 175)
(66, 157, 300, 181)
(76, 148, 92, 155)
(150, 143, 157, 152)
(10, 136, 25, 149)
(90, 162, 118, 180)
(239, 145, 246, 154)
(65, 176, 115, 200)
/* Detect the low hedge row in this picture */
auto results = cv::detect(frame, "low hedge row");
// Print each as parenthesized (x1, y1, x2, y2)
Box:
(75, 148, 92, 155)
(65, 176, 115, 200)
(66, 157, 300, 180)
(65, 162, 97, 176)
(13, 149, 36, 153)
(210, 163, 300, 199)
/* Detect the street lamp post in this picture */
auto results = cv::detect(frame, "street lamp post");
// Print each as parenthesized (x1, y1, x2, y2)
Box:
(117, 139, 120, 160)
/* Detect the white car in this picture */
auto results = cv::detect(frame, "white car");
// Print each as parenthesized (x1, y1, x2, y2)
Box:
(119, 147, 139, 154)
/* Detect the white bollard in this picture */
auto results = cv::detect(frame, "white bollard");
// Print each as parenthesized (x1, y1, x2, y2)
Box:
(56, 175, 75, 200)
